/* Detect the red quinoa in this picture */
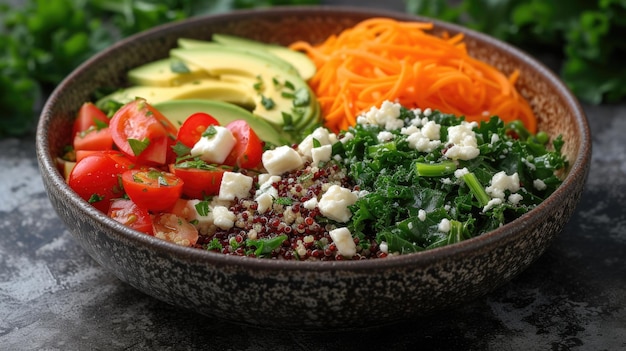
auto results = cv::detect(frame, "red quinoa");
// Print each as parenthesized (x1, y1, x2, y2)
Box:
(192, 160, 382, 260)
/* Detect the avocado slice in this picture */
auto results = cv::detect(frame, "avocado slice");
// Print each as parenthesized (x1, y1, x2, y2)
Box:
(211, 34, 317, 81)
(176, 38, 298, 76)
(127, 57, 210, 87)
(153, 99, 287, 146)
(95, 79, 256, 110)
(170, 47, 320, 129)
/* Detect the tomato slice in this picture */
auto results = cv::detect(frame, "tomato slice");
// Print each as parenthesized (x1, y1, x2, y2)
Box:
(72, 102, 110, 138)
(121, 168, 183, 212)
(68, 152, 131, 213)
(75, 150, 135, 165)
(73, 126, 113, 151)
(176, 112, 220, 148)
(109, 99, 178, 166)
(108, 199, 153, 235)
(152, 213, 199, 246)
(170, 162, 230, 199)
(223, 120, 264, 169)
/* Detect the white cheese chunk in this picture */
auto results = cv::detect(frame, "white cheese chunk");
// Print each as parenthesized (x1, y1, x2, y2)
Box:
(184, 199, 213, 234)
(508, 193, 523, 205)
(443, 121, 480, 160)
(302, 197, 318, 210)
(255, 175, 280, 201)
(438, 218, 451, 233)
(212, 205, 236, 230)
(318, 185, 358, 223)
(255, 192, 274, 214)
(190, 126, 236, 164)
(262, 145, 303, 175)
(379, 241, 389, 254)
(219, 171, 253, 201)
(533, 179, 547, 191)
(401, 121, 442, 153)
(311, 144, 332, 166)
(483, 197, 503, 212)
(454, 167, 470, 179)
(329, 227, 356, 258)
(418, 209, 427, 221)
(377, 131, 395, 143)
(357, 100, 404, 130)
(297, 127, 333, 158)
(486, 171, 520, 199)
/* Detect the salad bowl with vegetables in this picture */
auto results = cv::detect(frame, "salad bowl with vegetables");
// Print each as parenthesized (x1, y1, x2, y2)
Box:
(36, 6, 590, 331)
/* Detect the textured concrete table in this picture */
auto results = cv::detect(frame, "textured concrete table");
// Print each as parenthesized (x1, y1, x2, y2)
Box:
(1, 3, 625, 351)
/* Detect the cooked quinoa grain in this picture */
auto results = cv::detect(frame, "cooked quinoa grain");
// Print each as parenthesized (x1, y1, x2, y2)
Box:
(192, 160, 381, 260)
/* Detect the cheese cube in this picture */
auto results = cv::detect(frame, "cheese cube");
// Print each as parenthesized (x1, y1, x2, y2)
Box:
(329, 227, 356, 258)
(297, 127, 333, 158)
(190, 126, 236, 164)
(311, 144, 332, 166)
(318, 185, 358, 223)
(262, 145, 303, 175)
(212, 205, 236, 230)
(219, 171, 253, 201)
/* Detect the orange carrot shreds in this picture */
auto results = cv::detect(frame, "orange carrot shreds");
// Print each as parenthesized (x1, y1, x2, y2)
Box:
(289, 18, 538, 133)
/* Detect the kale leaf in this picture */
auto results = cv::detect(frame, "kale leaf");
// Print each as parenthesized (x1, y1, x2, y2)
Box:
(337, 107, 566, 254)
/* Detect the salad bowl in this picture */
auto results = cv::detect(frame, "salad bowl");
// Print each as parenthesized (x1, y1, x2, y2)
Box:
(36, 6, 591, 331)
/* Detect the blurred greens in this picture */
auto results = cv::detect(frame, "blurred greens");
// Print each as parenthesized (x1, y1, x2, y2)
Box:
(0, 0, 319, 137)
(2, 0, 625, 137)
(407, 0, 626, 106)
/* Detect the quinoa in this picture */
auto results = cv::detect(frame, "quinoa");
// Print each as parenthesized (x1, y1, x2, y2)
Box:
(192, 160, 387, 260)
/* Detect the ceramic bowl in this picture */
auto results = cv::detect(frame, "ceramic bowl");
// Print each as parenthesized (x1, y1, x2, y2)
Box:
(36, 6, 591, 331)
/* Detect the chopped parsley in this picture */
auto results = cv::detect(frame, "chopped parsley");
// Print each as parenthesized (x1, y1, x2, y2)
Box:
(170, 58, 191, 73)
(128, 137, 150, 156)
(202, 125, 217, 138)
(260, 95, 275, 110)
(195, 200, 210, 217)
(88, 193, 104, 203)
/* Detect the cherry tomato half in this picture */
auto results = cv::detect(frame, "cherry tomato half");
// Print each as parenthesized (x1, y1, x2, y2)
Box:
(170, 163, 230, 199)
(108, 198, 153, 235)
(109, 99, 178, 166)
(68, 152, 133, 213)
(223, 120, 263, 169)
(152, 213, 198, 246)
(176, 112, 220, 148)
(72, 102, 110, 138)
(73, 126, 113, 151)
(121, 168, 183, 212)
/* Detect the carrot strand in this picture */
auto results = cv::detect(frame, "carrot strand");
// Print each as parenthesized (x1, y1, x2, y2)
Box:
(290, 18, 537, 133)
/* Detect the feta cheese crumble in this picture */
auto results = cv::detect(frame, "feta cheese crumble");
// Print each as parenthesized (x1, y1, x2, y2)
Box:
(444, 121, 480, 160)
(262, 145, 303, 175)
(190, 126, 236, 164)
(329, 227, 356, 258)
(218, 172, 253, 201)
(357, 100, 404, 130)
(486, 171, 520, 199)
(318, 185, 358, 223)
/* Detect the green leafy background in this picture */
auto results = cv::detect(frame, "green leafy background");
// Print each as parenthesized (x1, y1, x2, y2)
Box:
(1, 0, 623, 137)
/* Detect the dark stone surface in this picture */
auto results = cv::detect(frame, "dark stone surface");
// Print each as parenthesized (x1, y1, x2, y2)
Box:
(1, 1, 625, 350)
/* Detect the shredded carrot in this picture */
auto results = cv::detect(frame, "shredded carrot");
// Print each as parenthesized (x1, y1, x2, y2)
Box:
(289, 18, 537, 133)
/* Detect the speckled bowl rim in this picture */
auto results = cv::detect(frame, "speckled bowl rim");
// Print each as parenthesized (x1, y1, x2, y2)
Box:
(36, 5, 592, 273)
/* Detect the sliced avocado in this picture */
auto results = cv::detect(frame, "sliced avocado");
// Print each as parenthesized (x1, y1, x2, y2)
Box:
(212, 33, 316, 81)
(218, 73, 258, 86)
(177, 38, 298, 76)
(154, 99, 287, 146)
(96, 79, 256, 109)
(127, 57, 211, 87)
(170, 47, 320, 129)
